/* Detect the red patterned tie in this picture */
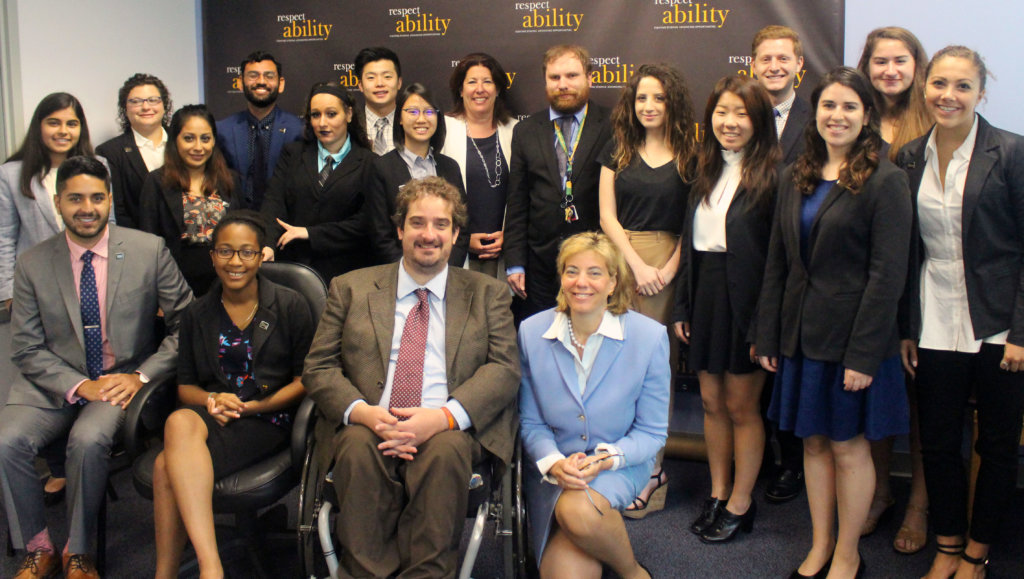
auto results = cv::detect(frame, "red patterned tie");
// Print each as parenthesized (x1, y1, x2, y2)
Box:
(389, 288, 429, 418)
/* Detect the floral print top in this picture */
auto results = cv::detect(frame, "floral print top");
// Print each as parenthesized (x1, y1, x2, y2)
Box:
(182, 191, 228, 245)
(218, 303, 289, 427)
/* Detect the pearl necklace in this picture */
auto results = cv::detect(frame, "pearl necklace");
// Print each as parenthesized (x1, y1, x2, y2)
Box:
(567, 317, 587, 350)
(469, 134, 502, 189)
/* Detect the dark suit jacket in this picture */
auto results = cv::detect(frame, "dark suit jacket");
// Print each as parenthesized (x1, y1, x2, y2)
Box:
(364, 149, 470, 266)
(503, 103, 612, 315)
(303, 263, 520, 468)
(756, 161, 912, 376)
(9, 225, 193, 409)
(779, 96, 811, 166)
(896, 115, 1024, 344)
(260, 140, 375, 283)
(675, 186, 774, 344)
(96, 130, 154, 229)
(216, 108, 304, 208)
(178, 276, 314, 401)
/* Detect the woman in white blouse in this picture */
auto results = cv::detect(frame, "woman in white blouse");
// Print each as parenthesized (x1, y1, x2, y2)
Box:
(896, 46, 1024, 579)
(672, 75, 779, 543)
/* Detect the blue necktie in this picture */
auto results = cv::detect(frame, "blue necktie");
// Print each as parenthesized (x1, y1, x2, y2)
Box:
(80, 250, 103, 381)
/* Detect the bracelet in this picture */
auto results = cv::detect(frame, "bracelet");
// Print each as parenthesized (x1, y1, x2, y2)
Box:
(441, 406, 456, 430)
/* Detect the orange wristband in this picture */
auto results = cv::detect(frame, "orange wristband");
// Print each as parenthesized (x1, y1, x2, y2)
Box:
(441, 406, 456, 430)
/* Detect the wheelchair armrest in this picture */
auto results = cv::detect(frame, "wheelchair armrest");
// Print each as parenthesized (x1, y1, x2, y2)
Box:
(291, 396, 317, 476)
(122, 375, 177, 459)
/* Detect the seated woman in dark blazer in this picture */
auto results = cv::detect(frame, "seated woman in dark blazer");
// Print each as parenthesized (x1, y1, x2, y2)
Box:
(365, 83, 469, 265)
(756, 67, 912, 579)
(151, 211, 314, 579)
(96, 73, 172, 229)
(260, 82, 374, 282)
(140, 105, 241, 296)
(896, 46, 1024, 579)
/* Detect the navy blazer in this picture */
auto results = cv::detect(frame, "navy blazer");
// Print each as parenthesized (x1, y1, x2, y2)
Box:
(364, 148, 469, 266)
(896, 115, 1024, 344)
(779, 96, 811, 166)
(756, 161, 912, 376)
(216, 108, 304, 208)
(96, 130, 153, 229)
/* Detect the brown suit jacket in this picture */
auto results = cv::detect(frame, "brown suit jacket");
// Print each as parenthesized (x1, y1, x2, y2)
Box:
(303, 262, 520, 470)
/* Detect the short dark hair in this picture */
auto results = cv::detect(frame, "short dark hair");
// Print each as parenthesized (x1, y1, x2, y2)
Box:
(354, 46, 402, 79)
(56, 155, 109, 194)
(303, 82, 370, 149)
(393, 83, 447, 153)
(241, 50, 283, 76)
(212, 209, 267, 248)
(116, 73, 172, 133)
(392, 176, 467, 231)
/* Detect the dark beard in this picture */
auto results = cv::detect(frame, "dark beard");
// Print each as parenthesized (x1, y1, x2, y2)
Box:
(243, 84, 279, 108)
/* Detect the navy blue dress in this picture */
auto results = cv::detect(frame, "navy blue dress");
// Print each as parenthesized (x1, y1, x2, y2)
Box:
(768, 180, 909, 442)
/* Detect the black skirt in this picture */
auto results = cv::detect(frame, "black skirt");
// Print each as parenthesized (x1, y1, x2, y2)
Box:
(688, 251, 759, 375)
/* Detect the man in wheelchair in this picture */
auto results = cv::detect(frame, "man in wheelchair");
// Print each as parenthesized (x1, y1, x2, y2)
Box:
(303, 176, 520, 578)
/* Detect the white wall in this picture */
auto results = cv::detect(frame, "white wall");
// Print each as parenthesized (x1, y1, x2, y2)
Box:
(845, 0, 1023, 134)
(6, 0, 203, 147)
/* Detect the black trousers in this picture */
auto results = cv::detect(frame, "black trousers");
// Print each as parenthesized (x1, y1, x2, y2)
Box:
(915, 344, 1024, 543)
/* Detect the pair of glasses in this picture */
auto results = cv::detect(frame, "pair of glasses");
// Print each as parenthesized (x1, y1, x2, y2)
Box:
(245, 71, 278, 81)
(126, 97, 163, 107)
(212, 247, 260, 261)
(402, 108, 439, 118)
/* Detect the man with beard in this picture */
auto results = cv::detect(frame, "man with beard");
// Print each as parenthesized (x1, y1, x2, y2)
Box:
(504, 44, 612, 321)
(217, 50, 303, 210)
(0, 156, 192, 579)
(304, 176, 519, 578)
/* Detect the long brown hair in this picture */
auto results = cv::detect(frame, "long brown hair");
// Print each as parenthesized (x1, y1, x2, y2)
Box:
(793, 67, 882, 195)
(161, 105, 234, 198)
(856, 27, 932, 160)
(8, 93, 94, 199)
(609, 63, 696, 180)
(693, 76, 779, 211)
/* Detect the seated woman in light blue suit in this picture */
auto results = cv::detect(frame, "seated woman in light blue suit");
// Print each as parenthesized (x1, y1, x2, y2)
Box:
(519, 231, 669, 579)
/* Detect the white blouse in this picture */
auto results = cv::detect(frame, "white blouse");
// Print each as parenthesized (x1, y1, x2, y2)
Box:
(917, 115, 1007, 352)
(692, 149, 742, 252)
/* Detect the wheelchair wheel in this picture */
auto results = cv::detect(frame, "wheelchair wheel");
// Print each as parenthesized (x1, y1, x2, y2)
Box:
(511, 433, 534, 578)
(297, 434, 333, 578)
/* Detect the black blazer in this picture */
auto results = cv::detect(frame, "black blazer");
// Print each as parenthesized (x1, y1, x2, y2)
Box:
(96, 130, 154, 229)
(503, 103, 612, 313)
(779, 96, 811, 166)
(260, 140, 375, 282)
(177, 276, 314, 400)
(675, 185, 774, 344)
(756, 160, 912, 376)
(896, 115, 1024, 344)
(364, 148, 470, 266)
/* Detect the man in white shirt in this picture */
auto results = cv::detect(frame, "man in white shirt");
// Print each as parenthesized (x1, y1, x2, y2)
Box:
(355, 46, 403, 156)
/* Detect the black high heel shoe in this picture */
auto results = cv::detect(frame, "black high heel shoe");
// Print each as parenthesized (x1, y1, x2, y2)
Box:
(788, 556, 832, 579)
(699, 500, 756, 543)
(689, 496, 726, 535)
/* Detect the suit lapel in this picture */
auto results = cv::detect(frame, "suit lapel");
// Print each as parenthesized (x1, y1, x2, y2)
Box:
(584, 336, 623, 402)
(303, 144, 322, 198)
(268, 116, 291, 177)
(444, 270, 471, 381)
(779, 97, 809, 161)
(322, 148, 360, 192)
(807, 182, 844, 252)
(537, 117, 561, 190)
(52, 238, 85, 348)
(550, 340, 585, 407)
(160, 181, 185, 235)
(571, 103, 603, 177)
(962, 119, 998, 242)
(105, 228, 126, 329)
(33, 183, 60, 233)
(121, 132, 150, 182)
(368, 265, 399, 377)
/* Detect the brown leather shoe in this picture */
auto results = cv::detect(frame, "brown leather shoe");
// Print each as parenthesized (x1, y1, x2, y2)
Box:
(13, 548, 60, 579)
(62, 552, 100, 579)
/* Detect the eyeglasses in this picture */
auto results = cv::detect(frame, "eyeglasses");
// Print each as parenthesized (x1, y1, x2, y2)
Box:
(245, 71, 279, 81)
(402, 108, 439, 118)
(212, 247, 260, 261)
(126, 97, 163, 107)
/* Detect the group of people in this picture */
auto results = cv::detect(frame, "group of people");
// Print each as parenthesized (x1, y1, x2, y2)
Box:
(0, 21, 1019, 579)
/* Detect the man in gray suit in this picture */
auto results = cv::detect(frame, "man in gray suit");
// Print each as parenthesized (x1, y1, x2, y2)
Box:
(0, 156, 192, 579)
(304, 176, 519, 578)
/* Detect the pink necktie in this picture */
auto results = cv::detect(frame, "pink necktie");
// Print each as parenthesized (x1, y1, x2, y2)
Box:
(389, 289, 429, 418)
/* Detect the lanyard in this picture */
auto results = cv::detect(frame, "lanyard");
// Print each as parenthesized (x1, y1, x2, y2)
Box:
(554, 105, 587, 222)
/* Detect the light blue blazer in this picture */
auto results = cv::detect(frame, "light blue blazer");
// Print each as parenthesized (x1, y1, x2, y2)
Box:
(518, 308, 670, 560)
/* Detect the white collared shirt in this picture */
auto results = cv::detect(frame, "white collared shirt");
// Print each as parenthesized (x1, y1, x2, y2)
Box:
(774, 92, 796, 139)
(693, 149, 743, 252)
(535, 311, 625, 479)
(365, 106, 396, 154)
(133, 128, 167, 172)
(917, 115, 1006, 352)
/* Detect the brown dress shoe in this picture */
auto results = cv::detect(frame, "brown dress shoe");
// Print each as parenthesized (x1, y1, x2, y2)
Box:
(63, 552, 100, 579)
(14, 548, 60, 579)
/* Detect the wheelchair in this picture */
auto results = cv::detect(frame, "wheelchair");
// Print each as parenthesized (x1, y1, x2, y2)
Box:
(296, 420, 530, 579)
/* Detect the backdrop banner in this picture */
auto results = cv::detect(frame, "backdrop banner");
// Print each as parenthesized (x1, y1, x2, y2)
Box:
(203, 0, 843, 127)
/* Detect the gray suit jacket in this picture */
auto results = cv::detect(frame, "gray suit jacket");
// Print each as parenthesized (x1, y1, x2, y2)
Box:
(304, 263, 520, 466)
(9, 225, 193, 409)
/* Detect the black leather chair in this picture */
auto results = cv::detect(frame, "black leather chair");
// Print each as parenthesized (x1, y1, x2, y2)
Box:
(127, 262, 327, 577)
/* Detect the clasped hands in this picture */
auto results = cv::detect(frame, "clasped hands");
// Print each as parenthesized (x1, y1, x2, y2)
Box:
(548, 452, 614, 490)
(351, 403, 450, 461)
(206, 392, 248, 426)
(76, 373, 144, 409)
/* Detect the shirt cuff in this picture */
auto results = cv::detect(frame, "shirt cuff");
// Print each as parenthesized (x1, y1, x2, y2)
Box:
(505, 266, 525, 277)
(444, 400, 472, 431)
(343, 399, 366, 426)
(595, 443, 624, 470)
(536, 452, 567, 484)
(66, 379, 86, 404)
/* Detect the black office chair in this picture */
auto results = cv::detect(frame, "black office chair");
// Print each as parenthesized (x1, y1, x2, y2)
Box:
(126, 262, 328, 577)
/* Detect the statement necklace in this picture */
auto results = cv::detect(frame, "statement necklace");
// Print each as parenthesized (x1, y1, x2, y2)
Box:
(470, 134, 502, 189)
